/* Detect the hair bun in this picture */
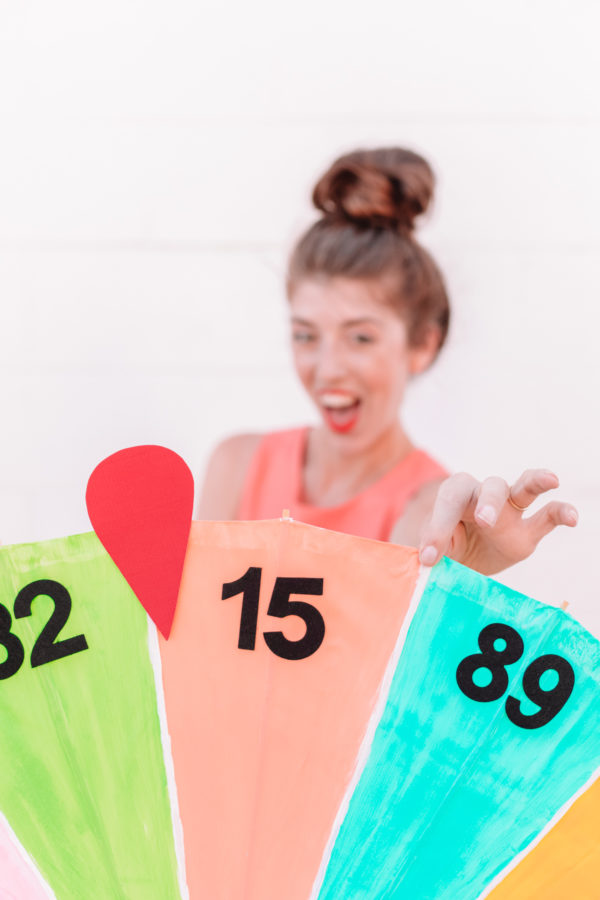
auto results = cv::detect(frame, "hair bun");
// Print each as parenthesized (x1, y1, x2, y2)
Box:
(312, 147, 434, 234)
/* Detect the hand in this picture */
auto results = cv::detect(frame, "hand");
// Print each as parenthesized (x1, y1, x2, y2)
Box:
(418, 469, 578, 575)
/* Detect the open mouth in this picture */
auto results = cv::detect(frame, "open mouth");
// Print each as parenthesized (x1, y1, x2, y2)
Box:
(319, 392, 361, 433)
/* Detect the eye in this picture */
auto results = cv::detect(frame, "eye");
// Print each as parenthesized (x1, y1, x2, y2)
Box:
(292, 331, 317, 344)
(351, 333, 375, 345)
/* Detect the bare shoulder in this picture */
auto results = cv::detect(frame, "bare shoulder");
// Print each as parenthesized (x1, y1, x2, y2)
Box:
(196, 432, 264, 520)
(388, 476, 447, 548)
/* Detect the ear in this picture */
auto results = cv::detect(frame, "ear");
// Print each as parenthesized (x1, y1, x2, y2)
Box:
(408, 325, 442, 375)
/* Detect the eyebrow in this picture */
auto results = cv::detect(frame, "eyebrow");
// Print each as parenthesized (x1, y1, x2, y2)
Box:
(290, 317, 382, 327)
(342, 318, 382, 328)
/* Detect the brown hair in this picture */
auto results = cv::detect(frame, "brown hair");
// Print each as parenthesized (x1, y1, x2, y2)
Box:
(287, 147, 450, 352)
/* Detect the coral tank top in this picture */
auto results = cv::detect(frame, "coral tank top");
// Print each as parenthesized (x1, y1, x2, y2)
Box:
(236, 428, 448, 542)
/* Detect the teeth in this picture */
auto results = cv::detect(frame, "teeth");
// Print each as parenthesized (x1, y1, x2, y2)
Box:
(320, 393, 357, 409)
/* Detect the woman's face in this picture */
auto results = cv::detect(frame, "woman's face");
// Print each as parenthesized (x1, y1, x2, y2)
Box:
(289, 277, 435, 451)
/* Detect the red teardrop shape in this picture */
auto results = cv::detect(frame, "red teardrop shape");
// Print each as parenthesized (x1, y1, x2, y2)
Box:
(86, 445, 194, 638)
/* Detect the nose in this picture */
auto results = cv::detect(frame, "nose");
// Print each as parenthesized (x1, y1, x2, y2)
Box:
(314, 337, 349, 384)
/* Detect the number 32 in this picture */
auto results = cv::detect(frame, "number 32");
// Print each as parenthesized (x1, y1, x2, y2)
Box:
(0, 579, 88, 680)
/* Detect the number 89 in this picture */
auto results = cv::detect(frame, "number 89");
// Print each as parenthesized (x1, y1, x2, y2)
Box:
(456, 623, 575, 730)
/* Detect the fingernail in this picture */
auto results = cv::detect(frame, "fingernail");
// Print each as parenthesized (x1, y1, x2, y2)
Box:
(566, 509, 578, 526)
(476, 505, 497, 527)
(420, 545, 438, 566)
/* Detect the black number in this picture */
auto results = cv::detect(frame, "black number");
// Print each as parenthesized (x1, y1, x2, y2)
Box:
(222, 567, 262, 650)
(222, 569, 326, 661)
(14, 579, 88, 667)
(457, 624, 576, 730)
(456, 623, 524, 702)
(264, 577, 325, 661)
(505, 654, 575, 729)
(0, 604, 25, 679)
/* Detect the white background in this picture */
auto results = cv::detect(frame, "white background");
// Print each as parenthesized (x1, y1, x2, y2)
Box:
(0, 0, 598, 633)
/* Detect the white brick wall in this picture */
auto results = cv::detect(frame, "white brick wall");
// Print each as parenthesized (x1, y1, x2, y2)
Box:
(1, 0, 598, 633)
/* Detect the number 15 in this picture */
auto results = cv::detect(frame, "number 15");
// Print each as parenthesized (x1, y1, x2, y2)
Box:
(222, 567, 325, 661)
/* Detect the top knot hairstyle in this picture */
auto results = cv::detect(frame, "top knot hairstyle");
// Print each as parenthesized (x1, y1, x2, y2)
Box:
(287, 147, 450, 352)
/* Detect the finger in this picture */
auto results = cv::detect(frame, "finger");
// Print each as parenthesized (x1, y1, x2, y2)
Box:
(419, 473, 479, 566)
(473, 476, 510, 528)
(509, 468, 559, 510)
(525, 501, 579, 546)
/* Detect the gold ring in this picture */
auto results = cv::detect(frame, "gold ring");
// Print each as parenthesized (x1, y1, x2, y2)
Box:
(507, 494, 529, 512)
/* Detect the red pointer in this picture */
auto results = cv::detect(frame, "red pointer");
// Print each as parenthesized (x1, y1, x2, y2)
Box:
(86, 446, 194, 639)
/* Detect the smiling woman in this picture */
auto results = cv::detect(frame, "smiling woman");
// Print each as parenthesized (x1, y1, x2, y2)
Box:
(198, 147, 578, 576)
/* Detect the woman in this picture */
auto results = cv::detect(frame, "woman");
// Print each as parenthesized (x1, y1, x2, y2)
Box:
(199, 147, 577, 575)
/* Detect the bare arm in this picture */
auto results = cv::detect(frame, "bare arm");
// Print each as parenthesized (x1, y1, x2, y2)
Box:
(196, 433, 263, 520)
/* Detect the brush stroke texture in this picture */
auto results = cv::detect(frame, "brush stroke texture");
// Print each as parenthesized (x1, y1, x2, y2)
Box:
(317, 557, 600, 899)
(0, 533, 181, 899)
(0, 812, 54, 899)
(484, 775, 600, 899)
